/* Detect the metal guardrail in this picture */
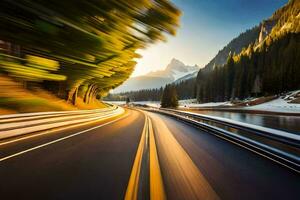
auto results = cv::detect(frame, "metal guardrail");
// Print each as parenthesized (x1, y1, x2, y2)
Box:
(161, 108, 300, 147)
(144, 108, 300, 173)
(0, 106, 123, 140)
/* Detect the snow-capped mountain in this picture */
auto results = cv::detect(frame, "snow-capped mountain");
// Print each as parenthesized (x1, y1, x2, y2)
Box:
(147, 59, 198, 79)
(173, 70, 198, 84)
(113, 59, 199, 93)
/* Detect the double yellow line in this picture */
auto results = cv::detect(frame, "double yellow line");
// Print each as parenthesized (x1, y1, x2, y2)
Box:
(125, 114, 166, 200)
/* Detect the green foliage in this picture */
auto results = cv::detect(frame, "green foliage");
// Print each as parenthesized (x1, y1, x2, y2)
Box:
(0, 0, 181, 104)
(161, 84, 178, 108)
(174, 78, 197, 100)
(0, 54, 66, 82)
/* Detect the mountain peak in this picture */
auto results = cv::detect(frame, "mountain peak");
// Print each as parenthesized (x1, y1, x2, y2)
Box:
(166, 58, 186, 71)
(170, 58, 184, 65)
(113, 58, 200, 93)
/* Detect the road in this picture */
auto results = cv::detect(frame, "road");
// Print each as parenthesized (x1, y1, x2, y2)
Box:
(0, 108, 299, 200)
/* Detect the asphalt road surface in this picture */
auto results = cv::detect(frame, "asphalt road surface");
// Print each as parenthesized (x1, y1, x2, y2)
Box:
(0, 108, 299, 200)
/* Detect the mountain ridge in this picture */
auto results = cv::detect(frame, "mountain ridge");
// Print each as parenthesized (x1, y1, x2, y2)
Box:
(112, 58, 199, 93)
(195, 0, 300, 102)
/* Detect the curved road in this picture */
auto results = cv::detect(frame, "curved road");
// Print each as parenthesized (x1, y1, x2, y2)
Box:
(0, 108, 299, 200)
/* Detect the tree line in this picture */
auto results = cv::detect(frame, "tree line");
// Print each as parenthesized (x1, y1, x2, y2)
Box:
(196, 32, 300, 102)
(105, 78, 196, 101)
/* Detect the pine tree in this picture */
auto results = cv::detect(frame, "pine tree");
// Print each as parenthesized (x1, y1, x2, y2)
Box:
(161, 84, 178, 108)
(170, 85, 179, 108)
(252, 74, 261, 96)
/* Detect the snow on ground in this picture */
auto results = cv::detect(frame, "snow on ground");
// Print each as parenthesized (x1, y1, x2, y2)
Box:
(131, 100, 233, 108)
(105, 90, 300, 114)
(245, 97, 300, 113)
(179, 99, 197, 104)
(104, 100, 160, 107)
(244, 90, 300, 113)
(107, 99, 233, 109)
(179, 100, 233, 108)
(172, 70, 198, 81)
(132, 101, 161, 108)
(103, 101, 125, 105)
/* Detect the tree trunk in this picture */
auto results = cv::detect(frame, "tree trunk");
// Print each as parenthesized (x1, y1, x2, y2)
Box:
(67, 86, 79, 105)
(84, 84, 94, 104)
(72, 87, 78, 105)
(89, 87, 95, 104)
(92, 89, 99, 103)
(89, 86, 98, 104)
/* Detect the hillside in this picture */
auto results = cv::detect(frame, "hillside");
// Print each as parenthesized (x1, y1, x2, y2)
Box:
(196, 0, 300, 103)
(203, 26, 260, 72)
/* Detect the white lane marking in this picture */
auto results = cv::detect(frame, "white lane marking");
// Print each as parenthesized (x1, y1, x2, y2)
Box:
(0, 113, 130, 162)
(0, 112, 122, 146)
(0, 108, 124, 140)
(0, 106, 116, 120)
(0, 111, 109, 124)
(0, 112, 109, 129)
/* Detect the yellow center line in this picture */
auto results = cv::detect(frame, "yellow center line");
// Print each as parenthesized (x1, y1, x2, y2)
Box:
(148, 117, 166, 200)
(124, 116, 148, 200)
(124, 112, 166, 200)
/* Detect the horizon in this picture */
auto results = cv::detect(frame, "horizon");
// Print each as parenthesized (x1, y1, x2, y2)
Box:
(132, 0, 287, 77)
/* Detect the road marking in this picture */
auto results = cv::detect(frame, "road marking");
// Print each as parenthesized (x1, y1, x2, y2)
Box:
(0, 109, 124, 140)
(0, 111, 125, 146)
(0, 113, 130, 162)
(148, 117, 166, 200)
(124, 115, 148, 200)
(147, 112, 219, 200)
(124, 113, 166, 200)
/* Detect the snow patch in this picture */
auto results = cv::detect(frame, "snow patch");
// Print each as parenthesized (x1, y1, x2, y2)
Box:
(103, 101, 125, 105)
(172, 69, 198, 81)
(132, 101, 161, 108)
(244, 90, 300, 113)
(179, 100, 233, 108)
(245, 98, 300, 113)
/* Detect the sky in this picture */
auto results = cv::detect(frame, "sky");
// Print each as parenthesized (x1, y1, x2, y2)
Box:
(132, 0, 287, 77)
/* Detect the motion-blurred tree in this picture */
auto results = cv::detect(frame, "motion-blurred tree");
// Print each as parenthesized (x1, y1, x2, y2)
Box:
(0, 0, 181, 105)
